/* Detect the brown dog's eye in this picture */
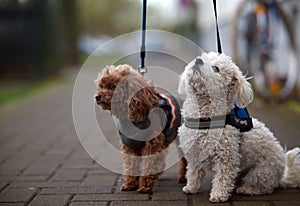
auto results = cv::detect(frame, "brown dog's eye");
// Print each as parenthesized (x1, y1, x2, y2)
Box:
(212, 66, 219, 73)
(108, 85, 115, 90)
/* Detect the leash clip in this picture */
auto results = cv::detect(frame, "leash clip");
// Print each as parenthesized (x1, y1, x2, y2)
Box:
(138, 65, 147, 76)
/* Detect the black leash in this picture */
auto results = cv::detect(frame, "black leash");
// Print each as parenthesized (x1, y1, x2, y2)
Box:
(213, 0, 222, 54)
(138, 0, 147, 75)
(210, 1, 253, 131)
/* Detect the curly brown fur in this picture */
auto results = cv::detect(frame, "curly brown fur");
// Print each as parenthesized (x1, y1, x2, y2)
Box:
(95, 64, 186, 193)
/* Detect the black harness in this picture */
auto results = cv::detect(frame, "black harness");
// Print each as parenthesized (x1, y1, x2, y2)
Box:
(117, 93, 182, 150)
(184, 106, 253, 132)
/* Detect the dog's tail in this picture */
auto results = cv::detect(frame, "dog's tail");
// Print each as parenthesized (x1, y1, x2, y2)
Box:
(280, 147, 300, 188)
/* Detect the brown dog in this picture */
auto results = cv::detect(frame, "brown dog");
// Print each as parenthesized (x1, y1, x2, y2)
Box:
(95, 64, 186, 193)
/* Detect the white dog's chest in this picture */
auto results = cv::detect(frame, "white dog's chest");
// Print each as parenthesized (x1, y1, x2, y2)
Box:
(179, 125, 240, 166)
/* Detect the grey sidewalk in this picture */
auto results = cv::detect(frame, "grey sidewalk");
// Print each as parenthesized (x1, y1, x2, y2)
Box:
(0, 76, 299, 206)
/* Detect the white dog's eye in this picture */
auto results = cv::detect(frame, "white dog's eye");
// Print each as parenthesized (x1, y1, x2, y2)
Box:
(212, 66, 220, 73)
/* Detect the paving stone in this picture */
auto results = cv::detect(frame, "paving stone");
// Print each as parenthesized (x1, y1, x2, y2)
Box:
(155, 178, 184, 188)
(61, 158, 94, 170)
(9, 181, 81, 188)
(232, 201, 271, 206)
(273, 201, 300, 206)
(50, 170, 86, 181)
(70, 202, 108, 206)
(0, 136, 29, 158)
(0, 187, 37, 203)
(0, 182, 8, 191)
(28, 194, 71, 206)
(73, 194, 150, 201)
(44, 142, 75, 156)
(273, 188, 300, 194)
(0, 157, 31, 175)
(58, 143, 76, 156)
(20, 154, 66, 176)
(111, 201, 188, 206)
(151, 189, 188, 201)
(0, 175, 49, 182)
(23, 160, 61, 175)
(191, 194, 231, 206)
(159, 171, 179, 180)
(68, 146, 92, 160)
(85, 165, 114, 175)
(82, 174, 119, 187)
(18, 137, 56, 155)
(231, 193, 300, 201)
(40, 186, 112, 195)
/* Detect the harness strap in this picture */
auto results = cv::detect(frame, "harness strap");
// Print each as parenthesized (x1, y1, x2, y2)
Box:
(159, 94, 182, 146)
(184, 106, 253, 132)
(117, 93, 182, 150)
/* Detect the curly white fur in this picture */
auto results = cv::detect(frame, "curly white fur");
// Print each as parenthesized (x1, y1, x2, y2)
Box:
(282, 147, 300, 188)
(178, 52, 299, 203)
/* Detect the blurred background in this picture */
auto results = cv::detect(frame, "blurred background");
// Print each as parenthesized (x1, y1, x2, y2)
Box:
(0, 0, 299, 103)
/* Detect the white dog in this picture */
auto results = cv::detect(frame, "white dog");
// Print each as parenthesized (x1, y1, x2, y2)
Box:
(178, 52, 300, 202)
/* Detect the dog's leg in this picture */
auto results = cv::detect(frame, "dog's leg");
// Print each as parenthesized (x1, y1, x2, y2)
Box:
(120, 145, 140, 191)
(182, 163, 204, 193)
(236, 162, 282, 195)
(210, 152, 240, 202)
(178, 157, 187, 183)
(176, 138, 187, 183)
(138, 173, 162, 193)
(137, 134, 166, 193)
(121, 175, 139, 191)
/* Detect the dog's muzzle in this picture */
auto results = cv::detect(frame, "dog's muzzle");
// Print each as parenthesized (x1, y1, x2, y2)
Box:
(94, 94, 101, 105)
(195, 57, 204, 65)
(192, 57, 204, 74)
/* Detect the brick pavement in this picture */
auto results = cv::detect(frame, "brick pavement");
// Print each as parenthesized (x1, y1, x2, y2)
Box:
(0, 77, 299, 206)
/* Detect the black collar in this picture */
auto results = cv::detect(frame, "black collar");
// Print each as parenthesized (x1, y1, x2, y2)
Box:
(184, 111, 253, 132)
(184, 114, 227, 130)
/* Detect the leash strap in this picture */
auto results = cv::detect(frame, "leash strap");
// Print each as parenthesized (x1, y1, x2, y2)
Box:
(139, 0, 147, 75)
(213, 0, 222, 53)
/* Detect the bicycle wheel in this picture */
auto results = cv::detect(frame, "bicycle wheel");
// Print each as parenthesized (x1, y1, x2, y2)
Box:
(231, 0, 298, 101)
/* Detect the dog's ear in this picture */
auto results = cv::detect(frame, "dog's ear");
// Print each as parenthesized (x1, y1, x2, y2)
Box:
(178, 73, 186, 95)
(233, 68, 253, 107)
(121, 72, 160, 122)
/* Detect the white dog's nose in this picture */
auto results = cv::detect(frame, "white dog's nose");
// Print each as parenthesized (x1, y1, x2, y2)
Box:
(195, 57, 204, 65)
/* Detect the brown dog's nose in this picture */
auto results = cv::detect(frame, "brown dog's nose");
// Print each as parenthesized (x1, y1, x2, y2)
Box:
(95, 95, 101, 102)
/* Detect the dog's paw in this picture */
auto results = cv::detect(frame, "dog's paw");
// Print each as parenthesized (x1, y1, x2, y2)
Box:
(182, 185, 198, 194)
(209, 194, 229, 203)
(137, 186, 153, 194)
(236, 185, 271, 195)
(236, 186, 256, 195)
(120, 183, 138, 191)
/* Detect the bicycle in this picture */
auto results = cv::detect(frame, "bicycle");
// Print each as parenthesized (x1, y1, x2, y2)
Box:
(231, 0, 299, 101)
